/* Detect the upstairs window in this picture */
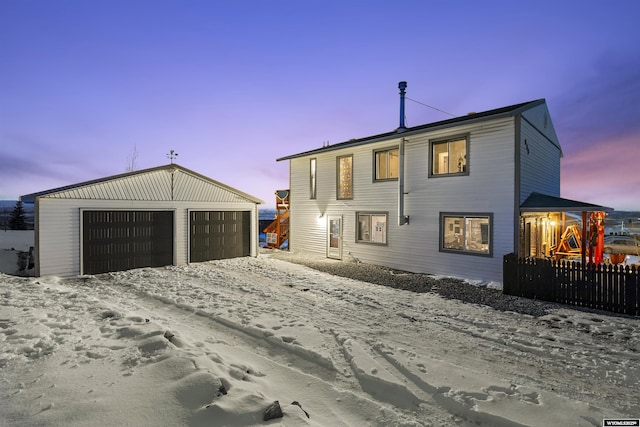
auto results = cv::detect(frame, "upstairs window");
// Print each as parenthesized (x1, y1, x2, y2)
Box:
(337, 155, 353, 199)
(310, 158, 317, 199)
(431, 137, 468, 176)
(440, 213, 492, 256)
(357, 213, 387, 244)
(374, 148, 399, 181)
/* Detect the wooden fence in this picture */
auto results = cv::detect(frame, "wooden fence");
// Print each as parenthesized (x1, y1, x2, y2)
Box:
(503, 253, 639, 316)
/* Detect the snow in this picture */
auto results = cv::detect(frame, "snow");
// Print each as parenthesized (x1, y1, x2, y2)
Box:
(1, 235, 639, 426)
(0, 230, 34, 276)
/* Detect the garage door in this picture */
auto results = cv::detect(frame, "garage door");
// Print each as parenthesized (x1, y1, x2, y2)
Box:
(82, 210, 174, 274)
(190, 211, 250, 262)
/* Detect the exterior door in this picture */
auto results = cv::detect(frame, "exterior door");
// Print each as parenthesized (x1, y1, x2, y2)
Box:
(327, 215, 342, 259)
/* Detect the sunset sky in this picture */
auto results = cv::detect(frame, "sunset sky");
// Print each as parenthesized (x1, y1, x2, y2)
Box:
(1, 1, 639, 210)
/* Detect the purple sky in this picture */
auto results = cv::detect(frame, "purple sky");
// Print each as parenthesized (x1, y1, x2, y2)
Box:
(1, 1, 639, 210)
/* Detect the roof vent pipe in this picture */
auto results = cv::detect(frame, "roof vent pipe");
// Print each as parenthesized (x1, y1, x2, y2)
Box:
(397, 81, 407, 132)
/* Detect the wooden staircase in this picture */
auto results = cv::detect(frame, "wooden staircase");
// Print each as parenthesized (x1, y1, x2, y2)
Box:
(264, 190, 289, 249)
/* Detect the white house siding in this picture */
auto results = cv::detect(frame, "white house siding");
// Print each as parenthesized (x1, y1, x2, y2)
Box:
(519, 105, 562, 203)
(36, 198, 81, 277)
(521, 103, 559, 149)
(288, 117, 517, 283)
(35, 199, 258, 277)
(31, 166, 260, 277)
(289, 154, 342, 256)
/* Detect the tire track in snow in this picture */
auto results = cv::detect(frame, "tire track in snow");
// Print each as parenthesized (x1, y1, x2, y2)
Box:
(56, 258, 639, 421)
(177, 259, 640, 417)
(45, 273, 433, 425)
(399, 306, 640, 408)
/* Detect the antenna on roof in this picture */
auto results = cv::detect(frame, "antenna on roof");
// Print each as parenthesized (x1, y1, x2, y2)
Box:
(167, 149, 179, 164)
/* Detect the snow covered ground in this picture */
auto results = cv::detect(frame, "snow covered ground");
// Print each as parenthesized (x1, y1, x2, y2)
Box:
(1, 243, 639, 425)
(0, 230, 34, 277)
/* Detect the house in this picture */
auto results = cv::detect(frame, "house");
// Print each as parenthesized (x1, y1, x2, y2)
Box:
(276, 84, 609, 284)
(20, 164, 263, 277)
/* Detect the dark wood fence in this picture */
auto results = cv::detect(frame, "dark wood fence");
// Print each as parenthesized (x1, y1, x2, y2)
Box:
(503, 253, 639, 316)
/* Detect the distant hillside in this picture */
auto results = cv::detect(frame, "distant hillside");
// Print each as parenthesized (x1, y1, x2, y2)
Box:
(606, 211, 640, 220)
(259, 208, 277, 220)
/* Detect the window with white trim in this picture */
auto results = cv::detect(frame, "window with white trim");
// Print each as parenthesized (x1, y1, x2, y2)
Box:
(431, 137, 468, 176)
(374, 147, 399, 180)
(357, 213, 387, 244)
(440, 213, 492, 255)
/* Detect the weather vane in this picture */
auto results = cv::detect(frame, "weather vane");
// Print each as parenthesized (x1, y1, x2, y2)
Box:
(167, 149, 179, 164)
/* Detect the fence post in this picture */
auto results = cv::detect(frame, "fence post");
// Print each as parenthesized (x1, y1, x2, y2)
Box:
(539, 258, 552, 301)
(626, 265, 638, 316)
(502, 254, 637, 317)
(503, 253, 517, 295)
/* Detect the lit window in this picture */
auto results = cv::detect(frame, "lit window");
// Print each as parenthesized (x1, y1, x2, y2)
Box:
(440, 213, 491, 255)
(375, 148, 399, 180)
(432, 137, 468, 175)
(357, 213, 387, 244)
(310, 158, 317, 199)
(337, 155, 353, 199)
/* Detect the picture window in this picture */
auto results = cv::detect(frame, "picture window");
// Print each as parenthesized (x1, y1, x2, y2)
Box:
(440, 213, 492, 255)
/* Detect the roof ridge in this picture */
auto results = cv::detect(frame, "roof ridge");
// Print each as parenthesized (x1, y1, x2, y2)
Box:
(20, 163, 264, 204)
(277, 99, 546, 162)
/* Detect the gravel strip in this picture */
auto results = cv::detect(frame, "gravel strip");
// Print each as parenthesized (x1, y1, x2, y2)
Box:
(265, 250, 561, 317)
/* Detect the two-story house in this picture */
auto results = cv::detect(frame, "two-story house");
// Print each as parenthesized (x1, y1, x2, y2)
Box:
(276, 85, 608, 284)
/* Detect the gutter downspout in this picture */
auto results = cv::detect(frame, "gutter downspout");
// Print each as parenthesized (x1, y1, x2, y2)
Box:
(514, 114, 522, 255)
(398, 137, 409, 226)
(397, 81, 409, 226)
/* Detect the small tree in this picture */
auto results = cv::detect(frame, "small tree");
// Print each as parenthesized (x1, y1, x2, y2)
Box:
(9, 200, 27, 230)
(126, 145, 139, 172)
(1, 205, 8, 231)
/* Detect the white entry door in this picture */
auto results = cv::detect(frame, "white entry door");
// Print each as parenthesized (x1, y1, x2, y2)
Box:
(327, 215, 342, 259)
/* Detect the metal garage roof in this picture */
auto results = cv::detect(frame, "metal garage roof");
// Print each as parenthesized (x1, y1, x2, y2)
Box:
(20, 164, 264, 204)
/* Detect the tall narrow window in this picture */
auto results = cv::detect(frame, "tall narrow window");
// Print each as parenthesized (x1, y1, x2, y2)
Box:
(431, 137, 468, 176)
(310, 158, 317, 199)
(337, 155, 353, 199)
(440, 213, 492, 255)
(375, 148, 399, 180)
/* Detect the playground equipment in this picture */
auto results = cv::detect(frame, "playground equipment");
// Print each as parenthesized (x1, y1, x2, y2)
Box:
(553, 211, 607, 264)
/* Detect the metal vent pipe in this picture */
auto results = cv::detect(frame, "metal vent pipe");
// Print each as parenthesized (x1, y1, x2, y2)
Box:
(398, 81, 407, 131)
(398, 137, 409, 226)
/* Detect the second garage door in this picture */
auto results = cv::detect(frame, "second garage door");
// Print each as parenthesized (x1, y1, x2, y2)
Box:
(190, 211, 250, 262)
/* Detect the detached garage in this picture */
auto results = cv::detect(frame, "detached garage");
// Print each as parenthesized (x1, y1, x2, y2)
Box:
(21, 164, 263, 277)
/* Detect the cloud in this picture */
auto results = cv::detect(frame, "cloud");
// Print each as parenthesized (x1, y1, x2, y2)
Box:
(561, 133, 640, 211)
(554, 51, 640, 151)
(0, 132, 109, 199)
